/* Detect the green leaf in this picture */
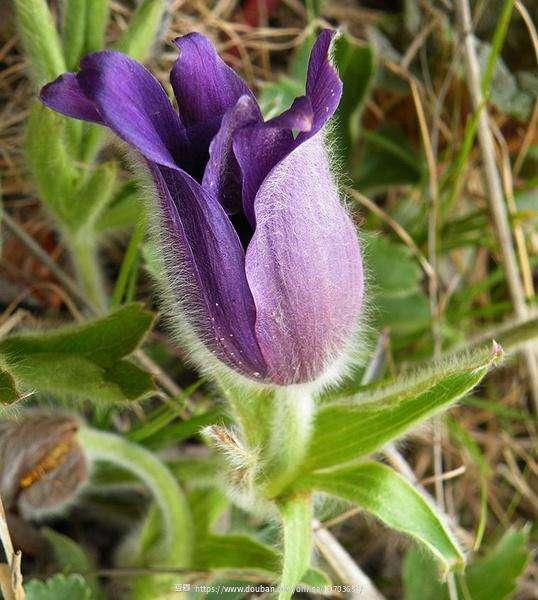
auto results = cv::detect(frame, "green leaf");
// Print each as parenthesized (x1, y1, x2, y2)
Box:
(364, 233, 422, 295)
(0, 367, 21, 405)
(302, 346, 498, 472)
(0, 304, 156, 403)
(403, 529, 530, 600)
(62, 0, 87, 70)
(42, 528, 103, 599)
(332, 36, 375, 162)
(296, 462, 464, 576)
(25, 103, 78, 223)
(13, 0, 66, 86)
(127, 380, 203, 443)
(464, 529, 530, 600)
(279, 494, 313, 600)
(363, 233, 430, 335)
(25, 574, 92, 600)
(192, 532, 329, 589)
(115, 0, 167, 62)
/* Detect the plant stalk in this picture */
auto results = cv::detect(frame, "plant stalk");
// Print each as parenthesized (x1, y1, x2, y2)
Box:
(78, 427, 193, 568)
(263, 388, 314, 498)
(68, 230, 107, 314)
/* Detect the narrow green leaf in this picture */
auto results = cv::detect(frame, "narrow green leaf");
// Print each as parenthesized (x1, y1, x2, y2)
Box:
(115, 0, 167, 62)
(0, 367, 21, 405)
(85, 0, 109, 54)
(279, 494, 313, 600)
(25, 574, 92, 600)
(127, 380, 203, 443)
(302, 346, 498, 472)
(296, 462, 464, 575)
(13, 0, 66, 86)
(62, 0, 87, 70)
(111, 214, 146, 308)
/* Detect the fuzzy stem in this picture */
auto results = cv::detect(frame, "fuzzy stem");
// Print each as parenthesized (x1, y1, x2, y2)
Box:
(68, 230, 107, 313)
(78, 427, 193, 568)
(263, 388, 315, 499)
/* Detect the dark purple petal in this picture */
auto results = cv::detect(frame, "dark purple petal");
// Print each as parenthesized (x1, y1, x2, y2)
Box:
(77, 51, 188, 170)
(299, 29, 343, 139)
(151, 164, 267, 378)
(171, 33, 254, 151)
(245, 134, 363, 385)
(40, 73, 104, 123)
(202, 95, 261, 215)
(233, 96, 314, 225)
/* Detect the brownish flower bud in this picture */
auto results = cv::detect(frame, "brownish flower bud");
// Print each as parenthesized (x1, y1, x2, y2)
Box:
(0, 412, 87, 518)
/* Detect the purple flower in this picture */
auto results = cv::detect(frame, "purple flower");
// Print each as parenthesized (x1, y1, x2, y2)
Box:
(40, 30, 364, 386)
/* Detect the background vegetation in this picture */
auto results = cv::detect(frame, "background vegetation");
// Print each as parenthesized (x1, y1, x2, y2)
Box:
(0, 0, 536, 598)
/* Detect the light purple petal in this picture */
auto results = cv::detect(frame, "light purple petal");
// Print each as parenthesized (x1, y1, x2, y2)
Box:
(40, 73, 104, 123)
(171, 33, 255, 152)
(202, 95, 261, 215)
(232, 96, 314, 225)
(245, 133, 363, 385)
(151, 163, 267, 378)
(77, 51, 188, 170)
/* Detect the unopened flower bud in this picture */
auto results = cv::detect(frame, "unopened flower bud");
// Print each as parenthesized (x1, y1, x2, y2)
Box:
(41, 30, 364, 388)
(0, 413, 87, 518)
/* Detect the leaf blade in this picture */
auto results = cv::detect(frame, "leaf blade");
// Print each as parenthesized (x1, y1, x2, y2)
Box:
(296, 462, 464, 576)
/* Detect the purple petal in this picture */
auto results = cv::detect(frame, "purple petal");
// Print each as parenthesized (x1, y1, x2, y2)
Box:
(245, 133, 363, 385)
(233, 96, 314, 225)
(40, 73, 104, 123)
(151, 163, 267, 378)
(299, 29, 343, 139)
(202, 95, 261, 215)
(171, 33, 254, 151)
(77, 51, 188, 170)
(233, 30, 340, 225)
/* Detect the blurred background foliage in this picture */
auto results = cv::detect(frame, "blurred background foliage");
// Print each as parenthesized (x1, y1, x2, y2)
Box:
(0, 0, 536, 598)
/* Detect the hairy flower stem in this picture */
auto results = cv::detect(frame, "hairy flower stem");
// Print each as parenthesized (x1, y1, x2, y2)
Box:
(68, 230, 107, 313)
(263, 389, 314, 499)
(78, 427, 192, 567)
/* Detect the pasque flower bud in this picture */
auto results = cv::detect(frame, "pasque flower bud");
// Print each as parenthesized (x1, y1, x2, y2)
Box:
(0, 413, 87, 517)
(40, 29, 364, 387)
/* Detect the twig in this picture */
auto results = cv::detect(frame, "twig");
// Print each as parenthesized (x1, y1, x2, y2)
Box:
(312, 520, 385, 600)
(455, 0, 538, 411)
(0, 495, 24, 600)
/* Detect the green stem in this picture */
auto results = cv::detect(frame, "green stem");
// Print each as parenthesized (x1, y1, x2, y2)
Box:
(68, 230, 107, 313)
(78, 427, 193, 568)
(263, 388, 315, 499)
